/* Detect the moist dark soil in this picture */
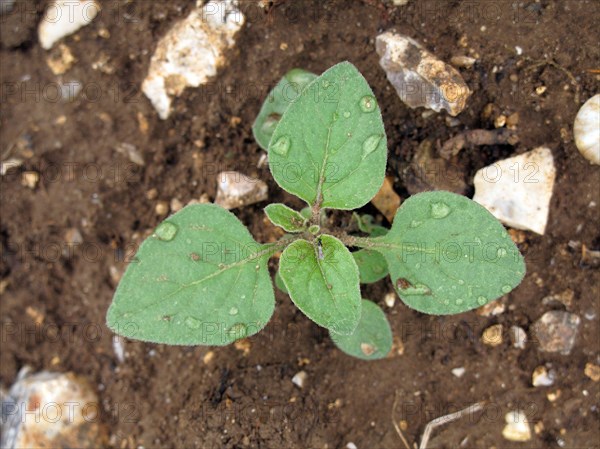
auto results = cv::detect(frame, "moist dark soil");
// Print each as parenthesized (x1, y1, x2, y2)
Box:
(1, 1, 599, 448)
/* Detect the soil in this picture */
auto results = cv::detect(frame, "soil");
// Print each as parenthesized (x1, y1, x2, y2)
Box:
(1, 1, 599, 448)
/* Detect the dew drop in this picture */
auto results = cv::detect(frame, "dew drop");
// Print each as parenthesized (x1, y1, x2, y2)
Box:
(497, 247, 508, 257)
(228, 323, 247, 339)
(271, 135, 291, 156)
(458, 279, 465, 285)
(415, 263, 421, 269)
(360, 343, 376, 356)
(410, 220, 423, 228)
(502, 285, 512, 294)
(229, 307, 239, 316)
(343, 111, 351, 118)
(155, 222, 178, 241)
(477, 296, 487, 305)
(362, 134, 383, 158)
(430, 202, 451, 219)
(359, 95, 376, 112)
(443, 299, 450, 305)
(322, 80, 331, 88)
(184, 316, 201, 329)
(455, 298, 464, 305)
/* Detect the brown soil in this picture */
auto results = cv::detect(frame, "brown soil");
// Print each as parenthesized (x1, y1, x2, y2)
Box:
(1, 1, 599, 448)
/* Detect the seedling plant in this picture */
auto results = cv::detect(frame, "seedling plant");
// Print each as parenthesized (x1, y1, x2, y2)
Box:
(107, 62, 525, 360)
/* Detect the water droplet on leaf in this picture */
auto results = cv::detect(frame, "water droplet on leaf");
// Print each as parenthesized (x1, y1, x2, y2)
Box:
(430, 202, 451, 219)
(502, 285, 512, 293)
(458, 279, 465, 285)
(359, 95, 376, 112)
(271, 135, 290, 156)
(229, 307, 238, 316)
(155, 222, 178, 241)
(497, 248, 508, 257)
(360, 343, 376, 356)
(261, 114, 280, 135)
(455, 298, 464, 305)
(362, 134, 382, 158)
(410, 220, 423, 228)
(343, 111, 351, 118)
(477, 296, 487, 305)
(184, 316, 201, 329)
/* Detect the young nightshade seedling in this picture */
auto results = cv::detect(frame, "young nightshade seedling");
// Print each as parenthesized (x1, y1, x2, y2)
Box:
(107, 62, 525, 360)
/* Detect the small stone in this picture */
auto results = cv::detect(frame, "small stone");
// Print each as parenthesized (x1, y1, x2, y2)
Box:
(234, 339, 251, 356)
(38, 0, 101, 50)
(142, 0, 244, 119)
(546, 390, 561, 402)
(203, 351, 215, 364)
(384, 292, 396, 308)
(292, 371, 307, 388)
(375, 32, 471, 116)
(108, 265, 122, 287)
(46, 44, 76, 75)
(450, 55, 476, 69)
(214, 171, 268, 210)
(146, 188, 158, 200)
(502, 411, 531, 442)
(1, 367, 107, 448)
(506, 112, 520, 129)
(370, 177, 401, 222)
(346, 443, 358, 449)
(536, 85, 547, 95)
(541, 289, 574, 309)
(584, 363, 600, 382)
(64, 228, 83, 246)
(532, 311, 580, 355)
(473, 147, 556, 235)
(114, 142, 144, 166)
(137, 112, 149, 135)
(21, 171, 39, 189)
(510, 326, 527, 349)
(481, 324, 503, 346)
(476, 299, 505, 317)
(392, 0, 409, 5)
(170, 198, 183, 212)
(494, 114, 507, 128)
(532, 365, 555, 387)
(0, 158, 23, 176)
(451, 367, 466, 378)
(112, 335, 125, 363)
(155, 201, 169, 216)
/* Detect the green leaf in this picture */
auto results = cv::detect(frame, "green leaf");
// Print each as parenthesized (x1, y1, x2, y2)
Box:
(268, 61, 387, 210)
(265, 203, 307, 233)
(368, 191, 526, 315)
(106, 204, 276, 346)
(354, 213, 388, 237)
(252, 69, 318, 150)
(353, 249, 389, 283)
(330, 299, 392, 360)
(274, 270, 288, 294)
(279, 235, 361, 334)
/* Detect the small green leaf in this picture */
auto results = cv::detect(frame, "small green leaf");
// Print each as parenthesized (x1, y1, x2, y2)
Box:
(252, 69, 318, 150)
(268, 61, 387, 210)
(353, 249, 389, 283)
(354, 213, 388, 237)
(279, 235, 361, 334)
(107, 204, 276, 345)
(264, 203, 307, 233)
(274, 270, 288, 294)
(330, 299, 392, 360)
(368, 191, 526, 315)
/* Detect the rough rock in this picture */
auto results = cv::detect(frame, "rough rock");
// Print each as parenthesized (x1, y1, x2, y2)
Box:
(532, 311, 580, 355)
(473, 147, 556, 235)
(502, 410, 531, 442)
(0, 367, 107, 448)
(38, 1, 100, 50)
(214, 171, 268, 210)
(376, 32, 471, 116)
(142, 0, 244, 119)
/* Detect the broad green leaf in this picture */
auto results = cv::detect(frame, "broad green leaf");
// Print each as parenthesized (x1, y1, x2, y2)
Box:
(264, 203, 307, 233)
(274, 270, 288, 294)
(268, 61, 387, 210)
(106, 204, 276, 346)
(252, 69, 318, 150)
(330, 299, 392, 360)
(279, 235, 361, 334)
(353, 249, 389, 284)
(367, 191, 526, 315)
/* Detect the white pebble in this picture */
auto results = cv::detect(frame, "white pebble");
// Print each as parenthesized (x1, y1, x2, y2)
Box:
(451, 367, 466, 378)
(292, 371, 307, 388)
(38, 1, 100, 50)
